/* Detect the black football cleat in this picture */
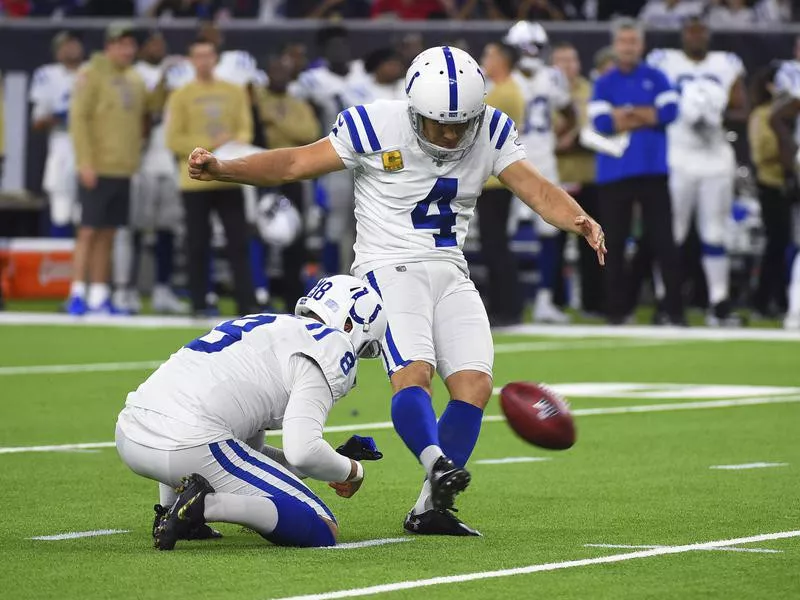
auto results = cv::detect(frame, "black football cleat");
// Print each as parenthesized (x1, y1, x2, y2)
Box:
(152, 503, 222, 541)
(154, 474, 215, 551)
(429, 456, 471, 511)
(404, 509, 482, 537)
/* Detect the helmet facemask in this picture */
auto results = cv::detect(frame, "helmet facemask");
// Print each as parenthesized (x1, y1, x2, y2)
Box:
(408, 106, 485, 163)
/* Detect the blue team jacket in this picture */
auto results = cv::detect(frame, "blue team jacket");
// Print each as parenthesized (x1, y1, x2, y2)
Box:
(589, 63, 679, 185)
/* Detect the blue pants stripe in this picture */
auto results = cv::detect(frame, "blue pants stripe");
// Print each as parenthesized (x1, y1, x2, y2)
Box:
(225, 440, 336, 523)
(365, 271, 408, 373)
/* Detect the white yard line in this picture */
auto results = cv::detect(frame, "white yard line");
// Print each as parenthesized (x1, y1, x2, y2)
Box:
(709, 462, 789, 470)
(28, 529, 130, 541)
(321, 538, 412, 550)
(497, 323, 800, 342)
(583, 543, 782, 554)
(493, 339, 680, 353)
(2, 311, 799, 341)
(0, 341, 675, 378)
(271, 530, 800, 600)
(0, 361, 162, 376)
(474, 457, 552, 465)
(3, 395, 799, 455)
(0, 312, 219, 329)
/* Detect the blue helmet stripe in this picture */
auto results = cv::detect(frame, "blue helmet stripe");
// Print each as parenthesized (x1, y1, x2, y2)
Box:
(355, 105, 381, 152)
(442, 46, 458, 113)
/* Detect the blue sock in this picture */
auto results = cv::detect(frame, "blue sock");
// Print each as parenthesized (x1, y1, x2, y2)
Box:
(322, 240, 340, 275)
(438, 400, 483, 468)
(154, 230, 174, 285)
(266, 495, 336, 548)
(248, 237, 269, 291)
(49, 224, 73, 238)
(701, 243, 725, 257)
(391, 387, 440, 460)
(539, 236, 558, 291)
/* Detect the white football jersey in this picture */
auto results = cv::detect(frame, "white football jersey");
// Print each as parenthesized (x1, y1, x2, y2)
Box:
(289, 63, 373, 130)
(513, 67, 571, 181)
(648, 49, 744, 173)
(121, 314, 357, 450)
(166, 50, 266, 90)
(136, 61, 176, 176)
(29, 63, 78, 135)
(328, 100, 526, 276)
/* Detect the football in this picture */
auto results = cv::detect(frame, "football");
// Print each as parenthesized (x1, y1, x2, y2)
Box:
(499, 382, 576, 450)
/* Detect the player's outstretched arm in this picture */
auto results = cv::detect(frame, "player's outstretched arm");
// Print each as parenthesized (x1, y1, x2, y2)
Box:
(499, 159, 606, 266)
(187, 138, 346, 187)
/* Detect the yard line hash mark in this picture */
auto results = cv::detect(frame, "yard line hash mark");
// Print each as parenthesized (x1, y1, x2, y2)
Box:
(271, 530, 800, 600)
(28, 529, 130, 541)
(709, 462, 789, 470)
(2, 395, 799, 455)
(584, 543, 782, 554)
(321, 538, 412, 550)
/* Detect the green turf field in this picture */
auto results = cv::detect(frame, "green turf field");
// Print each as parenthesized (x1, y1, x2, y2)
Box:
(0, 322, 798, 600)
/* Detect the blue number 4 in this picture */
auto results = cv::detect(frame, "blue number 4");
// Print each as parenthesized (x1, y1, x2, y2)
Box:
(411, 177, 458, 248)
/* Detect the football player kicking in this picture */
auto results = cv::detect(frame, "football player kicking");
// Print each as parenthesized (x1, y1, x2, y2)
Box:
(116, 275, 387, 549)
(186, 46, 606, 537)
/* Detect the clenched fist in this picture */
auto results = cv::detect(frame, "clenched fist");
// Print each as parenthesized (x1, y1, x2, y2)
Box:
(188, 147, 221, 182)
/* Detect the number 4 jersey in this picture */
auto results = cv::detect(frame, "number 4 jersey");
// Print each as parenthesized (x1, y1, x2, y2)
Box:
(329, 99, 527, 277)
(119, 314, 357, 450)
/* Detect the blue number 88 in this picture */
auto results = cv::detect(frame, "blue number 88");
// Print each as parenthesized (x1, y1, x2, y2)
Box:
(310, 281, 333, 301)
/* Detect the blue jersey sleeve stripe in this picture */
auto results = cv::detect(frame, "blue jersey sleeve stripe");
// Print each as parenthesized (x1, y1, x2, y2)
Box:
(495, 116, 513, 150)
(488, 109, 502, 139)
(355, 105, 381, 152)
(442, 46, 458, 112)
(341, 109, 365, 154)
(225, 440, 337, 523)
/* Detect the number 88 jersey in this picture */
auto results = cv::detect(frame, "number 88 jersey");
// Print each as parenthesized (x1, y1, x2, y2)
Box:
(329, 99, 527, 277)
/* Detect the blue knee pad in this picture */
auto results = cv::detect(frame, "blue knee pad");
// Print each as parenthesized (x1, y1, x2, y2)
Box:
(265, 496, 336, 548)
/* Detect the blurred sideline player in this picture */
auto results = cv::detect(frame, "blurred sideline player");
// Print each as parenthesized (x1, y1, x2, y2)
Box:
(116, 275, 387, 549)
(647, 18, 747, 326)
(504, 21, 577, 324)
(67, 23, 148, 316)
(252, 55, 321, 308)
(770, 53, 800, 330)
(165, 22, 263, 91)
(289, 26, 372, 274)
(113, 31, 187, 315)
(361, 48, 406, 102)
(186, 45, 606, 535)
(165, 22, 265, 312)
(30, 31, 84, 238)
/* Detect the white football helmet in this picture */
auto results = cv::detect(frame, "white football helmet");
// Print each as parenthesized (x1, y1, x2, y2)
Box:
(295, 275, 387, 359)
(255, 192, 301, 248)
(405, 46, 486, 162)
(504, 21, 549, 72)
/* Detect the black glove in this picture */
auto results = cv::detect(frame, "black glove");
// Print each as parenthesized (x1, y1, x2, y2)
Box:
(336, 435, 383, 461)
